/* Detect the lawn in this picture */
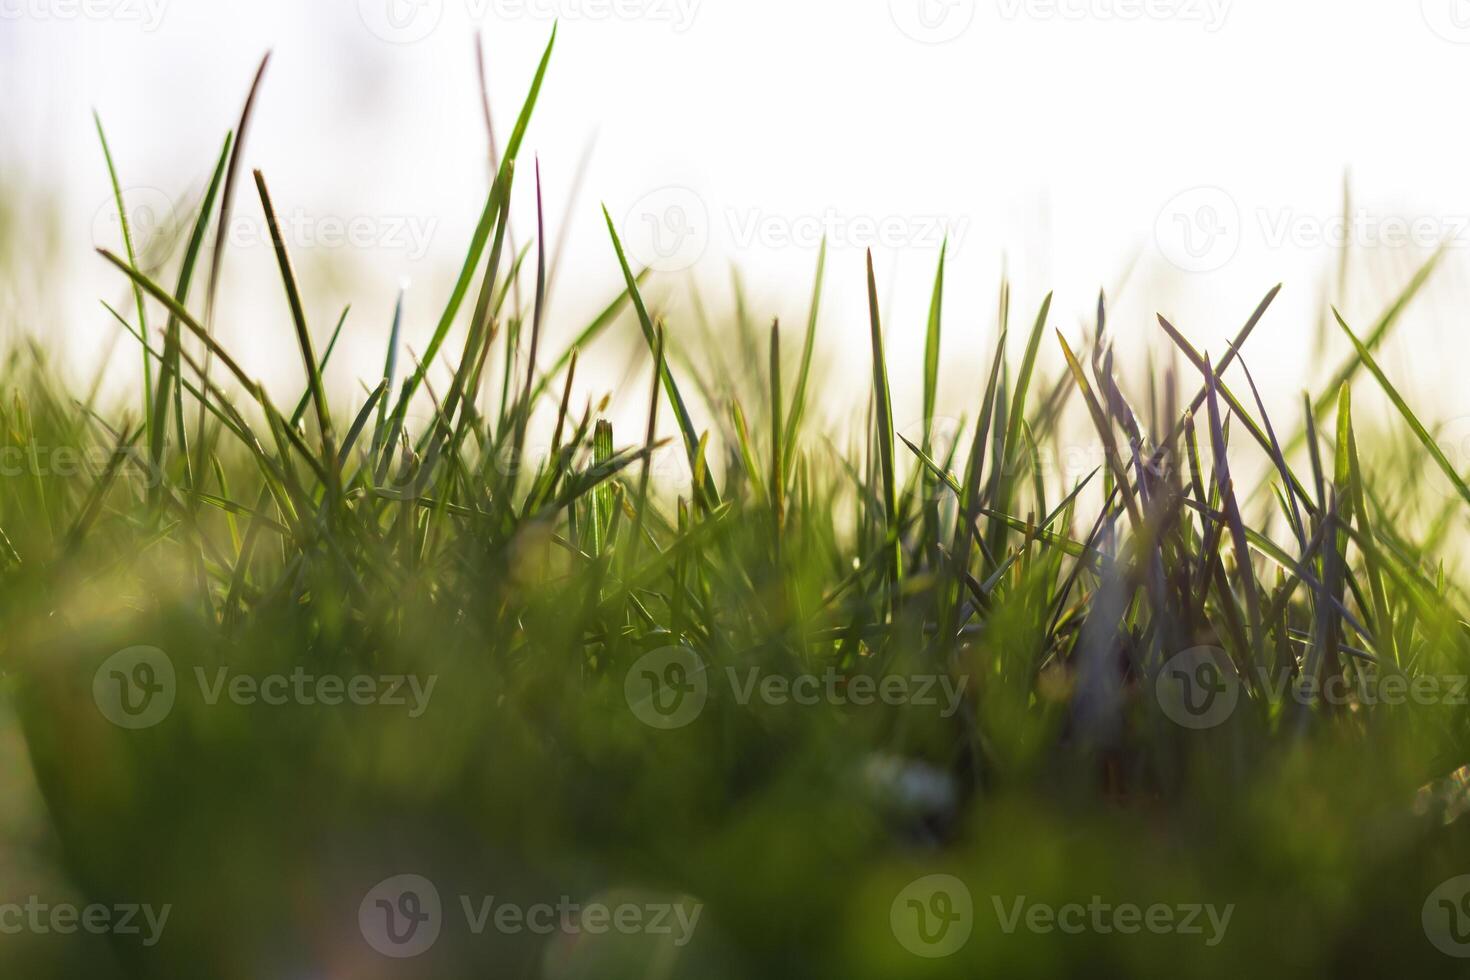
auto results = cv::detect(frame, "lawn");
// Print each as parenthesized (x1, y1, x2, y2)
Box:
(2, 28, 1469, 979)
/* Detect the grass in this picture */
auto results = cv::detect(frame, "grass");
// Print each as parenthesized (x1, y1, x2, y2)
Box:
(3, 28, 1470, 979)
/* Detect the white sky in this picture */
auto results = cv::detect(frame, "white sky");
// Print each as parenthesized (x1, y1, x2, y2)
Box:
(4, 0, 1470, 449)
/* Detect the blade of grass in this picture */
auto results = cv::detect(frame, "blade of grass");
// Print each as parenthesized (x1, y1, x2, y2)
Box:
(1335, 382, 1396, 665)
(94, 112, 154, 443)
(197, 53, 271, 487)
(865, 250, 902, 612)
(781, 238, 826, 479)
(392, 27, 555, 419)
(601, 204, 719, 506)
(1333, 306, 1470, 508)
(922, 239, 946, 446)
(254, 170, 335, 471)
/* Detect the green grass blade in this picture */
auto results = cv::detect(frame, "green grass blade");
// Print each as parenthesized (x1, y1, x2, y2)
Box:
(601, 204, 719, 506)
(1288, 251, 1442, 453)
(1333, 306, 1470, 508)
(781, 237, 826, 478)
(154, 131, 233, 492)
(1336, 382, 1395, 663)
(93, 112, 154, 441)
(922, 239, 946, 445)
(392, 27, 555, 418)
(254, 170, 334, 469)
(865, 250, 901, 606)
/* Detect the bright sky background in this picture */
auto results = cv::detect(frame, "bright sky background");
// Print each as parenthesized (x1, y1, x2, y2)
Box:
(5, 0, 1470, 453)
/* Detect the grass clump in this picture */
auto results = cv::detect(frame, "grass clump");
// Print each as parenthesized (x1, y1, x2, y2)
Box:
(2, 29, 1470, 980)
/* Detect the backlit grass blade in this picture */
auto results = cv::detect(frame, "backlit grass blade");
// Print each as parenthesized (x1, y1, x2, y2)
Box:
(1002, 292, 1051, 480)
(1157, 312, 1315, 511)
(1335, 382, 1395, 663)
(1232, 347, 1306, 551)
(1303, 392, 1326, 510)
(93, 112, 153, 439)
(769, 318, 784, 524)
(1289, 251, 1442, 453)
(985, 291, 1051, 558)
(98, 251, 257, 398)
(865, 250, 901, 608)
(195, 53, 272, 484)
(601, 204, 718, 506)
(627, 324, 664, 572)
(591, 420, 615, 556)
(393, 27, 555, 418)
(62, 422, 145, 555)
(922, 239, 946, 446)
(1333, 383, 1354, 528)
(512, 158, 550, 471)
(372, 289, 405, 462)
(730, 400, 766, 507)
(781, 237, 826, 479)
(898, 433, 961, 498)
(340, 381, 388, 475)
(979, 469, 1097, 594)
(1204, 356, 1262, 658)
(1156, 284, 1280, 455)
(1055, 329, 1140, 531)
(155, 131, 233, 493)
(1333, 306, 1470, 508)
(527, 271, 650, 406)
(941, 324, 1007, 639)
(254, 171, 334, 469)
(205, 52, 271, 328)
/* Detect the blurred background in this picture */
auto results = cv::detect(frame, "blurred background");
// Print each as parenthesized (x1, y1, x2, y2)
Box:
(4, 0, 1470, 440)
